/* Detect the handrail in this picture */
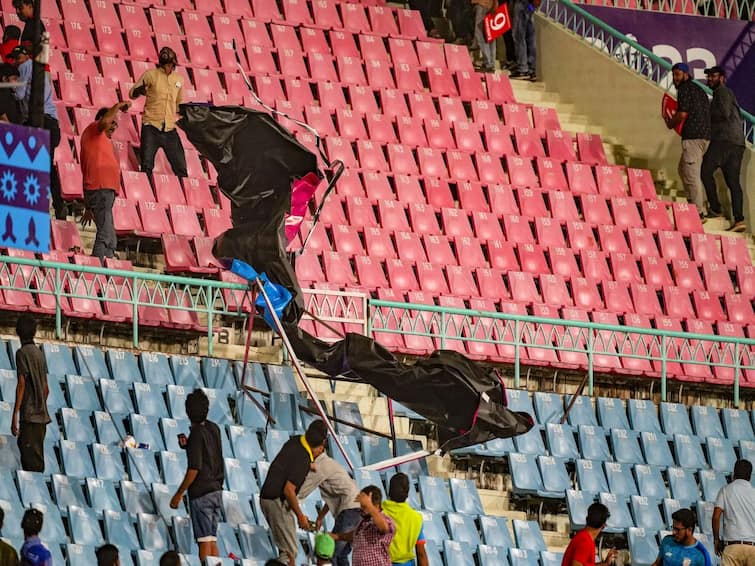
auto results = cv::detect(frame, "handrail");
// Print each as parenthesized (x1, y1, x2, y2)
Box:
(542, 0, 755, 142)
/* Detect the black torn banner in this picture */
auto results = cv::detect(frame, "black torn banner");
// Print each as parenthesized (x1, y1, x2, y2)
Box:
(178, 103, 535, 451)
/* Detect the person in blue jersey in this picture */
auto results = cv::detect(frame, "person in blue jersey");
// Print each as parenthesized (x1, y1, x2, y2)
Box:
(653, 508, 712, 566)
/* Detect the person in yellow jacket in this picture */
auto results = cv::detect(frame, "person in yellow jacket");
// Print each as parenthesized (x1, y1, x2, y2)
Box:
(381, 473, 429, 566)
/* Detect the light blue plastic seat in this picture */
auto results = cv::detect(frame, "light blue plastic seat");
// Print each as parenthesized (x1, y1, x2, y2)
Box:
(120, 480, 156, 514)
(216, 523, 244, 560)
(514, 427, 546, 455)
(538, 455, 571, 495)
(578, 425, 611, 462)
(266, 364, 298, 395)
(706, 437, 736, 473)
(61, 407, 95, 443)
(0, 435, 20, 469)
(666, 466, 699, 504)
(533, 392, 563, 426)
(633, 464, 667, 500)
(479, 515, 513, 549)
(660, 402, 694, 437)
(234, 361, 269, 393)
(133, 382, 168, 418)
(42, 343, 77, 377)
(478, 544, 510, 566)
(628, 399, 663, 435)
(269, 391, 299, 432)
(60, 439, 95, 478)
(100, 378, 134, 414)
(172, 515, 198, 555)
(541, 551, 565, 566)
(74, 345, 109, 378)
(628, 527, 660, 566)
(126, 447, 161, 484)
(152, 482, 187, 519)
(92, 411, 123, 446)
(137, 512, 170, 551)
(160, 417, 190, 452)
(721, 408, 754, 442)
(0, 498, 24, 539)
(158, 450, 187, 486)
(597, 397, 630, 430)
(509, 548, 539, 566)
(31, 502, 66, 543)
(222, 490, 256, 527)
(129, 414, 165, 451)
(630, 495, 664, 531)
(576, 459, 609, 493)
(65, 374, 102, 411)
(446, 512, 480, 547)
(239, 524, 276, 561)
(600, 492, 634, 533)
(674, 434, 707, 469)
(87, 478, 122, 513)
(332, 400, 364, 435)
(229, 425, 264, 462)
(225, 458, 258, 494)
(0, 470, 20, 506)
(691, 406, 724, 439)
(566, 489, 593, 530)
(170, 355, 202, 388)
(610, 428, 645, 465)
(545, 423, 579, 461)
(235, 391, 269, 430)
(510, 452, 545, 496)
(565, 395, 598, 427)
(104, 509, 140, 549)
(418, 475, 453, 513)
(52, 473, 87, 508)
(640, 431, 674, 469)
(699, 469, 727, 502)
(263, 429, 290, 460)
(66, 543, 97, 565)
(139, 351, 174, 386)
(449, 478, 484, 515)
(512, 520, 547, 552)
(362, 435, 392, 466)
(202, 357, 236, 392)
(200, 387, 234, 427)
(106, 349, 142, 383)
(68, 505, 105, 546)
(604, 461, 638, 498)
(419, 510, 449, 544)
(443, 540, 475, 566)
(696, 500, 717, 534)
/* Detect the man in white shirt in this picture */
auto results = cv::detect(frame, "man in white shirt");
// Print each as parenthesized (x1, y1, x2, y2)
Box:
(713, 459, 755, 566)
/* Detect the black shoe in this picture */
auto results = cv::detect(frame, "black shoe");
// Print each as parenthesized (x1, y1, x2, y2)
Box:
(510, 71, 530, 80)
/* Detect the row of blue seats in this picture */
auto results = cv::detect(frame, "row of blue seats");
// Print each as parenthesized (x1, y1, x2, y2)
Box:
(512, 453, 749, 502)
(505, 390, 755, 442)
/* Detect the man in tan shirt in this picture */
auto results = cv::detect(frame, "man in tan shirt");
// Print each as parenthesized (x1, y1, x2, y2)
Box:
(129, 46, 187, 178)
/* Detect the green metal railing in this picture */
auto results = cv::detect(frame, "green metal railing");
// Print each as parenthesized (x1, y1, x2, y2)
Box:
(542, 0, 755, 143)
(368, 300, 755, 404)
(0, 255, 253, 354)
(573, 0, 754, 20)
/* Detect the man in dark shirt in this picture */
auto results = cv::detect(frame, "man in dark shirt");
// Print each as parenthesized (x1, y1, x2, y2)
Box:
(665, 62, 711, 218)
(260, 419, 328, 566)
(11, 314, 49, 472)
(700, 66, 747, 233)
(12, 0, 45, 52)
(169, 389, 224, 562)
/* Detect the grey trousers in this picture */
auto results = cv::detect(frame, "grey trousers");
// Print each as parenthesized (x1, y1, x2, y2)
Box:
(84, 189, 117, 259)
(260, 497, 297, 563)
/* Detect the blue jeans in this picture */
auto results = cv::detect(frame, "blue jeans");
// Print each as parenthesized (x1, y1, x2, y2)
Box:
(333, 508, 363, 566)
(474, 4, 495, 69)
(513, 1, 536, 74)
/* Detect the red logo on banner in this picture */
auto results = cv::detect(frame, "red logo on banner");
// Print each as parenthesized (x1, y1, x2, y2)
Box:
(662, 93, 685, 136)
(484, 4, 511, 43)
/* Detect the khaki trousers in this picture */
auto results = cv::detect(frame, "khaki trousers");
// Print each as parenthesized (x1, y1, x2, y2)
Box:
(722, 543, 755, 566)
(678, 138, 710, 212)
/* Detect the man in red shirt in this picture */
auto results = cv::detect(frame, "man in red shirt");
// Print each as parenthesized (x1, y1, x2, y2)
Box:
(80, 100, 131, 259)
(562, 503, 617, 566)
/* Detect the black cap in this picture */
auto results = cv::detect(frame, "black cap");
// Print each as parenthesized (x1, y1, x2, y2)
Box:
(9, 45, 28, 59)
(704, 65, 725, 76)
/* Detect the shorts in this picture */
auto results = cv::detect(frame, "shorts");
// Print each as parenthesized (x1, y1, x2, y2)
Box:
(190, 490, 222, 542)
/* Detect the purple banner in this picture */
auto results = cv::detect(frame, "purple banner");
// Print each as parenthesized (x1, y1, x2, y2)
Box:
(0, 123, 51, 253)
(583, 6, 755, 114)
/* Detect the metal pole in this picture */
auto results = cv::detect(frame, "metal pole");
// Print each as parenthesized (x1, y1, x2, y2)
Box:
(255, 278, 355, 471)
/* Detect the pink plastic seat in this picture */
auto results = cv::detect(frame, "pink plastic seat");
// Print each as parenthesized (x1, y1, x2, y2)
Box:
(628, 228, 660, 257)
(518, 243, 549, 275)
(488, 240, 519, 271)
(365, 114, 398, 144)
(576, 133, 608, 165)
(581, 194, 612, 226)
(423, 235, 457, 266)
(641, 200, 673, 231)
(459, 183, 490, 213)
(417, 147, 449, 178)
(595, 165, 627, 197)
(545, 130, 577, 161)
(408, 203, 442, 234)
(598, 225, 629, 254)
(547, 190, 579, 221)
(514, 127, 546, 158)
(566, 162, 597, 194)
(672, 202, 704, 234)
(506, 156, 538, 187)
